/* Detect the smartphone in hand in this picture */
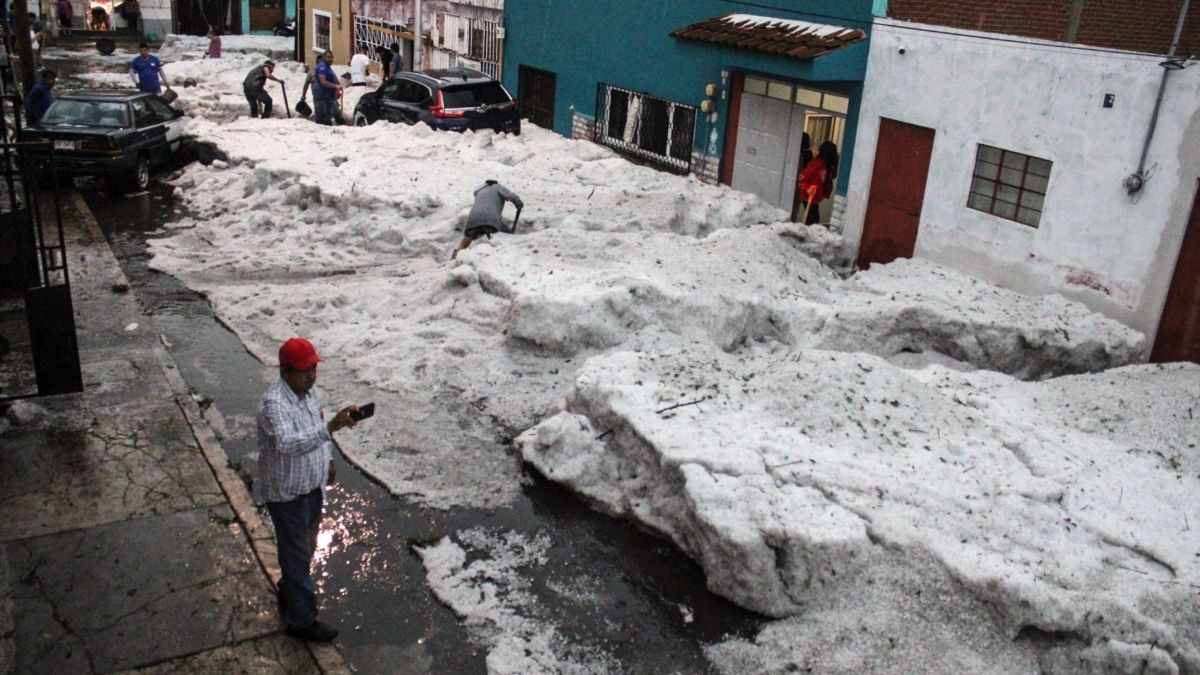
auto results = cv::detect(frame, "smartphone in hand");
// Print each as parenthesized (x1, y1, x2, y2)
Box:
(349, 402, 375, 422)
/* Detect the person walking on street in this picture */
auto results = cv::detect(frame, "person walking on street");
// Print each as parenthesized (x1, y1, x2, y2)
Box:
(129, 42, 167, 94)
(56, 0, 71, 35)
(796, 140, 839, 225)
(205, 26, 221, 58)
(257, 337, 359, 643)
(23, 68, 54, 124)
(28, 13, 44, 68)
(388, 42, 403, 77)
(451, 179, 523, 259)
(348, 44, 370, 87)
(312, 49, 341, 126)
(243, 59, 283, 118)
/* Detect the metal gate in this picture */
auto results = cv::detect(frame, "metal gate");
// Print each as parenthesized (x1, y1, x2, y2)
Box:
(430, 12, 502, 79)
(0, 94, 81, 402)
(517, 65, 555, 129)
(594, 83, 695, 175)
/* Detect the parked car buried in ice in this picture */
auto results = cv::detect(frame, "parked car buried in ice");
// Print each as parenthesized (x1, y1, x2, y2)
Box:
(352, 68, 520, 135)
(20, 90, 188, 192)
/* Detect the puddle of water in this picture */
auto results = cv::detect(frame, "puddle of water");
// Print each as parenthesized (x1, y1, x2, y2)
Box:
(84, 181, 764, 673)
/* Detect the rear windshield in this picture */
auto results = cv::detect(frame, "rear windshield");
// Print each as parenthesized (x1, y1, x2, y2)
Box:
(40, 100, 130, 128)
(440, 83, 511, 109)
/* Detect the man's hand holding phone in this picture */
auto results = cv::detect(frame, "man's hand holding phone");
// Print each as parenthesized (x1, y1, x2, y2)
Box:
(349, 402, 375, 422)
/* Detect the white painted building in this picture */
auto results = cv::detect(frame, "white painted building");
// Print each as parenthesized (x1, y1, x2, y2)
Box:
(842, 18, 1200, 359)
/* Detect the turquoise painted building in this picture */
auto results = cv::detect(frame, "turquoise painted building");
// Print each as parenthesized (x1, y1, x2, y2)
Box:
(503, 0, 877, 221)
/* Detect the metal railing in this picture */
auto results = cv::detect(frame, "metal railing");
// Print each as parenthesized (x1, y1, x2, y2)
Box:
(594, 83, 696, 175)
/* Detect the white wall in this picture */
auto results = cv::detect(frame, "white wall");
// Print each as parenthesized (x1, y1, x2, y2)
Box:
(843, 19, 1200, 348)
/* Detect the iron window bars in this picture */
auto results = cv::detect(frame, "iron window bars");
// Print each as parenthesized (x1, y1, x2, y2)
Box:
(594, 83, 696, 175)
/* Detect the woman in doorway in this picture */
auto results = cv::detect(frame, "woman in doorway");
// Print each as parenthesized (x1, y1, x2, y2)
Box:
(797, 140, 838, 225)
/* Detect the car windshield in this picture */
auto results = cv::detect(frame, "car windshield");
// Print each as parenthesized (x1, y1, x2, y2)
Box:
(40, 100, 131, 128)
(440, 83, 511, 108)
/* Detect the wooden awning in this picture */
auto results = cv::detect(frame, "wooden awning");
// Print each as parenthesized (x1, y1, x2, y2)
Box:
(670, 13, 866, 60)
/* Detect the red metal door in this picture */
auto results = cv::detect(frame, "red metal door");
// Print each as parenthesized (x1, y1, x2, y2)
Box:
(1151, 180, 1200, 363)
(856, 118, 935, 269)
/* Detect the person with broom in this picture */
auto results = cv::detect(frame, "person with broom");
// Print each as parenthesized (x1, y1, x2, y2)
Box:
(451, 179, 523, 260)
(243, 59, 284, 118)
(796, 140, 839, 225)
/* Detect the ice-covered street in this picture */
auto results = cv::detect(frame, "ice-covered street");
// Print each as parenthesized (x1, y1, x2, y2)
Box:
(47, 37, 1200, 673)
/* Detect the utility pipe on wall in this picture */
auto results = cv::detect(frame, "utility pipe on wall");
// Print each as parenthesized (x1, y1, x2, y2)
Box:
(1128, 0, 1191, 194)
(414, 0, 422, 70)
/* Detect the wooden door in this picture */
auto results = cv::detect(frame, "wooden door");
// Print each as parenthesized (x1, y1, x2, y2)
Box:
(517, 65, 556, 130)
(856, 118, 935, 268)
(1151, 180, 1200, 363)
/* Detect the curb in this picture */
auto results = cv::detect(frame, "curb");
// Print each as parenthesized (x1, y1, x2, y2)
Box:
(72, 192, 352, 675)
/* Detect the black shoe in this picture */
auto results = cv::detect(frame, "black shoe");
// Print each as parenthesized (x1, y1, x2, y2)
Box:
(286, 620, 339, 642)
(275, 589, 286, 614)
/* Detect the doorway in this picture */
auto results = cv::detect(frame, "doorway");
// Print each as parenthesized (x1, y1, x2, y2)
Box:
(518, 65, 556, 130)
(728, 76, 847, 217)
(856, 118, 935, 269)
(1151, 179, 1200, 363)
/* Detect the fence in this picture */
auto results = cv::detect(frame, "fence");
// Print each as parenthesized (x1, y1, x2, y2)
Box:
(430, 12, 502, 79)
(594, 83, 696, 175)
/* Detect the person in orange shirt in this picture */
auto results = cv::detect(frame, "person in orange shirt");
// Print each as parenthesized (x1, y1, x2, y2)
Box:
(797, 140, 839, 225)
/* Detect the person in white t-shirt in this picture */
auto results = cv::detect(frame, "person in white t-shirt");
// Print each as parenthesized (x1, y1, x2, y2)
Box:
(348, 44, 371, 87)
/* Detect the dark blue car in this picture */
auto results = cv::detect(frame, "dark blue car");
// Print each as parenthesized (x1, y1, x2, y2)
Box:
(352, 68, 520, 135)
(21, 90, 188, 192)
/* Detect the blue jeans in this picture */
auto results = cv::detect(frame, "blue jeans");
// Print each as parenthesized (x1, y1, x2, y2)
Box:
(267, 487, 323, 629)
(314, 96, 335, 126)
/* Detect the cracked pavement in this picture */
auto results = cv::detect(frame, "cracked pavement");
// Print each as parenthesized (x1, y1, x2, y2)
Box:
(0, 190, 326, 674)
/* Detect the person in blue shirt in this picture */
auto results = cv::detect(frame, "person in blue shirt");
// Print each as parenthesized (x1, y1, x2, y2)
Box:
(312, 49, 341, 126)
(388, 42, 403, 76)
(24, 68, 54, 124)
(129, 42, 167, 93)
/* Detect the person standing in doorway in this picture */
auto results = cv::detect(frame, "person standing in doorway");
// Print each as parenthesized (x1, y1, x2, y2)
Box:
(451, 179, 524, 259)
(129, 42, 167, 93)
(797, 140, 839, 225)
(257, 337, 358, 642)
(243, 59, 283, 118)
(348, 43, 370, 87)
(312, 49, 341, 126)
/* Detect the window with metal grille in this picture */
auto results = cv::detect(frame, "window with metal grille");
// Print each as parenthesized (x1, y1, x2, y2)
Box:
(313, 10, 331, 52)
(595, 83, 696, 175)
(967, 145, 1051, 228)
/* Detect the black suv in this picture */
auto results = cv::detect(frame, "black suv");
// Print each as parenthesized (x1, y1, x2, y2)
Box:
(352, 68, 520, 135)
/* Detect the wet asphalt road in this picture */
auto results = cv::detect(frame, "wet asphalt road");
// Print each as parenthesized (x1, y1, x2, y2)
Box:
(82, 181, 764, 673)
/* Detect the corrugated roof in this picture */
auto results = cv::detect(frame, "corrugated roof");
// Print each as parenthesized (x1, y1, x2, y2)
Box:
(670, 13, 867, 60)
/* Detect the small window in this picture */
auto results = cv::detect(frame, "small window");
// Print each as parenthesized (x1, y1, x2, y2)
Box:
(794, 87, 822, 107)
(822, 93, 849, 114)
(130, 99, 157, 128)
(744, 77, 767, 96)
(967, 144, 1051, 228)
(766, 81, 792, 100)
(441, 82, 510, 108)
(396, 81, 430, 104)
(313, 10, 331, 52)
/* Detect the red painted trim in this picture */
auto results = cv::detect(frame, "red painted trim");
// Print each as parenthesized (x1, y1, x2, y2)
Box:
(719, 72, 745, 187)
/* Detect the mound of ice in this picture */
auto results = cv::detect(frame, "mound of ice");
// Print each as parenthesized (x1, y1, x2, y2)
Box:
(517, 348, 1200, 670)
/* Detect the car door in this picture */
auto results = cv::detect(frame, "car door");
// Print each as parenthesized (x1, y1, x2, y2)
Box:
(129, 98, 169, 164)
(147, 97, 185, 155)
(381, 79, 429, 125)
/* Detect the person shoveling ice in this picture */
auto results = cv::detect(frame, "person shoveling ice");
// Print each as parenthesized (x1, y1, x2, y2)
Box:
(451, 179, 524, 260)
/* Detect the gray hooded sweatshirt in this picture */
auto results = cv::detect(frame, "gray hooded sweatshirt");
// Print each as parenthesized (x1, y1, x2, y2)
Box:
(465, 182, 523, 232)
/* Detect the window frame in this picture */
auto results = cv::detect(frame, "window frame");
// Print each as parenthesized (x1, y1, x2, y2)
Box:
(312, 10, 332, 54)
(966, 144, 1051, 228)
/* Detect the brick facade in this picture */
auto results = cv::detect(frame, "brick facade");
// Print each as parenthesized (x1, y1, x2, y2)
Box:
(888, 0, 1198, 57)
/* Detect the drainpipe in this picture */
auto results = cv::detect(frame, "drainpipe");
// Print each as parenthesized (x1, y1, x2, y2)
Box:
(1126, 0, 1190, 194)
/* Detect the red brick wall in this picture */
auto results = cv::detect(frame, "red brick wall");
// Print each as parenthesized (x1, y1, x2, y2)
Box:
(888, 0, 1199, 57)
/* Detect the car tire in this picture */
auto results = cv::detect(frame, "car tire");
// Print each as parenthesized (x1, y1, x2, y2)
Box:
(354, 113, 370, 127)
(118, 156, 151, 194)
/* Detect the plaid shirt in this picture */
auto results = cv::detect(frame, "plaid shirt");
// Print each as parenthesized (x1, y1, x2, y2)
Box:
(255, 378, 333, 504)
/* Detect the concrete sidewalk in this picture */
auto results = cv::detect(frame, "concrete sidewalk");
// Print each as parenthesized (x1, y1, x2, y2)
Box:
(0, 192, 348, 674)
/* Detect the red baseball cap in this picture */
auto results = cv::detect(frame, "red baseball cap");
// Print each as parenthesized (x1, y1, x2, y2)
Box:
(278, 337, 322, 370)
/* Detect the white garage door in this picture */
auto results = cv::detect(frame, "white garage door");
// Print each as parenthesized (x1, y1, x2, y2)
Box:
(731, 92, 808, 214)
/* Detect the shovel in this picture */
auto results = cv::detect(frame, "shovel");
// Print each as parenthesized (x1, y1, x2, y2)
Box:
(799, 186, 817, 224)
(280, 82, 292, 119)
(509, 206, 522, 234)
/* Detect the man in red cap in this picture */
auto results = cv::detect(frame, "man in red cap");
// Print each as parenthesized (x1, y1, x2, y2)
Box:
(256, 336, 358, 642)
